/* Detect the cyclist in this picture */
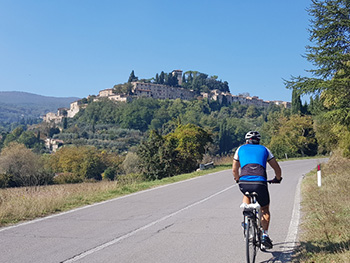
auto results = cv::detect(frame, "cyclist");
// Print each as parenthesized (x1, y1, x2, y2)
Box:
(232, 131, 282, 249)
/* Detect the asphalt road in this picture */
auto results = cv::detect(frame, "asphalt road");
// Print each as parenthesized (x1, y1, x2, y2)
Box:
(0, 158, 327, 263)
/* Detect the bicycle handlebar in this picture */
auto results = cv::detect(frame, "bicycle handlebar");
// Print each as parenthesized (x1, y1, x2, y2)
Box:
(267, 177, 283, 184)
(236, 177, 282, 184)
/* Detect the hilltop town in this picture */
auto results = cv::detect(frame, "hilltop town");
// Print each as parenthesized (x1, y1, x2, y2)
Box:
(44, 70, 291, 123)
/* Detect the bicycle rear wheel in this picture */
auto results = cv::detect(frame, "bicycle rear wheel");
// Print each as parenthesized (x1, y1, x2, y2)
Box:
(245, 218, 257, 263)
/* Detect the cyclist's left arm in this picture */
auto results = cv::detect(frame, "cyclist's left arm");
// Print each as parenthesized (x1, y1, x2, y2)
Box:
(232, 159, 240, 183)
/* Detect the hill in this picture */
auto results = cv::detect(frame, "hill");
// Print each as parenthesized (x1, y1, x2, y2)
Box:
(0, 91, 80, 124)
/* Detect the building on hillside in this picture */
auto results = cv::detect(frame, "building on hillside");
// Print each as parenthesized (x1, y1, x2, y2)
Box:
(99, 88, 114, 97)
(202, 89, 291, 108)
(44, 69, 291, 124)
(43, 100, 84, 123)
(172, 70, 183, 85)
(43, 111, 63, 124)
(246, 96, 269, 107)
(67, 100, 83, 118)
(270, 100, 291, 108)
(131, 82, 196, 101)
(108, 94, 131, 102)
(97, 88, 132, 102)
(45, 138, 64, 152)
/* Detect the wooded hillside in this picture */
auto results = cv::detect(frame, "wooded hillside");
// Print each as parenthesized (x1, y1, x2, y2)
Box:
(0, 91, 79, 125)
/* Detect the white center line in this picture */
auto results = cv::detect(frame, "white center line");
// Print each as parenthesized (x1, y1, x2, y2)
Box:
(62, 184, 235, 262)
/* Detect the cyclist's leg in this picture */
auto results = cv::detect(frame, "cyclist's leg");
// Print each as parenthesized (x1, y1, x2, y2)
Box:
(252, 182, 270, 230)
(261, 204, 273, 249)
(261, 205, 270, 231)
(243, 195, 250, 204)
(239, 183, 252, 204)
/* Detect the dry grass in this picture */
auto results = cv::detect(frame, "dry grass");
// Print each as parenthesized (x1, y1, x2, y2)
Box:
(212, 155, 233, 165)
(0, 181, 120, 226)
(293, 151, 350, 262)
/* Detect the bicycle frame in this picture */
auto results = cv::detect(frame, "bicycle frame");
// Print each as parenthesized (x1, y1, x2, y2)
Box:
(241, 192, 262, 263)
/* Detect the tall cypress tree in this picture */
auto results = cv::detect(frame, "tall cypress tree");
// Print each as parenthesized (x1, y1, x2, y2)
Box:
(291, 88, 302, 115)
(159, 71, 165, 84)
(128, 70, 138, 83)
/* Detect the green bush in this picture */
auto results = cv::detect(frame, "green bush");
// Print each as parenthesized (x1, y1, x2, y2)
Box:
(53, 173, 83, 184)
(0, 174, 9, 188)
(104, 167, 116, 181)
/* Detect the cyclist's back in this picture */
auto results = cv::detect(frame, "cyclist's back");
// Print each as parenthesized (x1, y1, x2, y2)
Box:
(234, 143, 274, 182)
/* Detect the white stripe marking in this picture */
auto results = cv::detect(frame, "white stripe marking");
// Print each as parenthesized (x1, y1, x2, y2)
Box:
(62, 185, 235, 262)
(278, 176, 302, 262)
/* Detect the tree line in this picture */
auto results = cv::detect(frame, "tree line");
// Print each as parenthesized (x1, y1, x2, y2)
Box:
(0, 94, 321, 188)
(112, 70, 230, 96)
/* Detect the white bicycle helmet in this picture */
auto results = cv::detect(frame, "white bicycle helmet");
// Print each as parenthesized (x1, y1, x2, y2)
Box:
(245, 131, 261, 141)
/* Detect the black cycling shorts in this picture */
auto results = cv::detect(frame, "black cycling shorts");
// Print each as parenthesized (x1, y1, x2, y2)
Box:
(239, 182, 270, 207)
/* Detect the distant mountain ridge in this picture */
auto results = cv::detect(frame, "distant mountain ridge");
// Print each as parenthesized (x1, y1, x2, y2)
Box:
(0, 91, 79, 105)
(0, 91, 80, 124)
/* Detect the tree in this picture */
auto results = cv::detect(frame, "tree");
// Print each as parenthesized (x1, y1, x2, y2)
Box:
(219, 121, 233, 154)
(50, 146, 104, 182)
(309, 95, 325, 115)
(167, 124, 212, 173)
(267, 115, 317, 158)
(137, 130, 167, 180)
(3, 126, 24, 146)
(159, 71, 165, 84)
(291, 88, 302, 115)
(245, 105, 260, 118)
(128, 70, 138, 83)
(287, 0, 350, 87)
(113, 82, 133, 95)
(63, 117, 68, 129)
(119, 98, 160, 132)
(137, 124, 212, 179)
(0, 142, 53, 187)
(122, 152, 141, 175)
(286, 0, 350, 155)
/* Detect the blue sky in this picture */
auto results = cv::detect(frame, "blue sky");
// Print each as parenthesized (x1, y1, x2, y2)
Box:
(0, 0, 313, 102)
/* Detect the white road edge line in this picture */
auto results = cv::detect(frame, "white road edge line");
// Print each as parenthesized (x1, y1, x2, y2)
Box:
(278, 176, 302, 262)
(62, 185, 235, 263)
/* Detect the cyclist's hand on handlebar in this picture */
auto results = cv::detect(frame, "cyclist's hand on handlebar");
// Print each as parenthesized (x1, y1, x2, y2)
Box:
(269, 177, 282, 184)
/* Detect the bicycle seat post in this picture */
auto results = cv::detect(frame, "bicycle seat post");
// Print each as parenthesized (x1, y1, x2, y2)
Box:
(245, 191, 258, 204)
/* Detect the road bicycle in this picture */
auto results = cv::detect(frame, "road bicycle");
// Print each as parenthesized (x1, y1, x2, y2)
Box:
(241, 191, 262, 263)
(240, 179, 280, 263)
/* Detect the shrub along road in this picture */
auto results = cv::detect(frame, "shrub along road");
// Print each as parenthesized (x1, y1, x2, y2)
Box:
(0, 158, 327, 263)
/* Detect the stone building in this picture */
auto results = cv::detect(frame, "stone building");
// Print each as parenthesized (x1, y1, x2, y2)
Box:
(172, 69, 183, 85)
(131, 82, 195, 101)
(43, 100, 83, 123)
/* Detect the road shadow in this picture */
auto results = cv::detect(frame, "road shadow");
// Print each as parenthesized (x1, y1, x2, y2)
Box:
(258, 241, 299, 263)
(259, 239, 350, 262)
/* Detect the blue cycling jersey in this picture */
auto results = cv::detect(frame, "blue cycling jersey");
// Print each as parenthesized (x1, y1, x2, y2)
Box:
(234, 144, 274, 182)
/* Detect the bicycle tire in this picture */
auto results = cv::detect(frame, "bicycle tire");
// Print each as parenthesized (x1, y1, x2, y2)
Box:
(245, 218, 257, 263)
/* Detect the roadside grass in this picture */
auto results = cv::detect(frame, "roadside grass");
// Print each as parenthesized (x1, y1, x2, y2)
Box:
(0, 162, 232, 227)
(292, 151, 350, 262)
